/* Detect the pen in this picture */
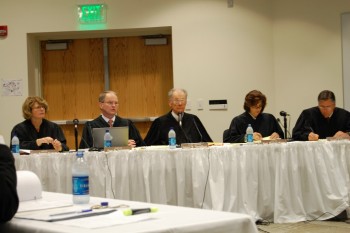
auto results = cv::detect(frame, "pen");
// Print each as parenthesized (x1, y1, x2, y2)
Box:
(309, 127, 314, 133)
(123, 207, 158, 216)
(50, 208, 92, 217)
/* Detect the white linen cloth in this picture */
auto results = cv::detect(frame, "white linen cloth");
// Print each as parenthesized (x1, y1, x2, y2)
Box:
(15, 141, 350, 223)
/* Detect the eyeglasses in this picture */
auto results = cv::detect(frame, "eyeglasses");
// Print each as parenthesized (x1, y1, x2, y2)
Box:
(102, 101, 119, 106)
(32, 106, 45, 110)
(172, 99, 186, 104)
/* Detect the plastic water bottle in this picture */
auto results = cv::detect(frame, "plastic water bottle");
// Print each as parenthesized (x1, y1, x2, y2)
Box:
(168, 127, 176, 149)
(104, 129, 112, 147)
(11, 134, 20, 156)
(72, 151, 90, 204)
(245, 124, 254, 143)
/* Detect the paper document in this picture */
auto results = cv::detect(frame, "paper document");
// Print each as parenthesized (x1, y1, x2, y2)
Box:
(57, 209, 157, 228)
(16, 207, 157, 228)
(17, 196, 72, 213)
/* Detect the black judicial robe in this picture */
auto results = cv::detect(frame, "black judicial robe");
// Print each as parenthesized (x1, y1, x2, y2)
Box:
(144, 111, 213, 146)
(10, 119, 69, 151)
(224, 112, 284, 143)
(0, 144, 19, 223)
(79, 115, 145, 148)
(292, 107, 350, 141)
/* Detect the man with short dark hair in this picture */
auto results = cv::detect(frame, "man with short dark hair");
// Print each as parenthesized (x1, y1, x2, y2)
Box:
(292, 90, 350, 141)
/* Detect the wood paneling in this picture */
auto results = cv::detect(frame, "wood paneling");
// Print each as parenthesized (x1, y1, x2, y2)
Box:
(42, 39, 105, 120)
(108, 36, 173, 117)
(41, 36, 173, 149)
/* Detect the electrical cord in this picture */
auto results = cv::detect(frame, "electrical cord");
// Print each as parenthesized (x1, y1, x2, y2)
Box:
(257, 228, 271, 233)
(277, 117, 292, 139)
(200, 149, 211, 209)
(304, 208, 349, 223)
(104, 152, 116, 199)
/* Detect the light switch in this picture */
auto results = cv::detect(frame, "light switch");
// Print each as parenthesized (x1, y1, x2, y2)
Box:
(197, 98, 204, 110)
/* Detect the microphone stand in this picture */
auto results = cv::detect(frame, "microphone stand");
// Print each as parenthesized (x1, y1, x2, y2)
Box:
(283, 116, 287, 139)
(73, 119, 79, 151)
(74, 126, 78, 151)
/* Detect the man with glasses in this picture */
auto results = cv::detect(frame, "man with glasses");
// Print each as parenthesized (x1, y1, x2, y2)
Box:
(292, 90, 350, 141)
(144, 88, 212, 146)
(79, 90, 145, 148)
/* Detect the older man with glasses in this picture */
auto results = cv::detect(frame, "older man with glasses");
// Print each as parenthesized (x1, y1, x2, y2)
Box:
(292, 90, 350, 141)
(144, 88, 212, 146)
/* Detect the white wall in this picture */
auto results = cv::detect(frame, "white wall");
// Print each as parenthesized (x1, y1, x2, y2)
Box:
(0, 0, 349, 145)
(273, 0, 350, 131)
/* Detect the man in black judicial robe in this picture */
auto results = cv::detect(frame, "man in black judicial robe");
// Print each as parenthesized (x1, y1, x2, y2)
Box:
(144, 88, 212, 146)
(0, 142, 19, 223)
(292, 90, 350, 141)
(79, 91, 145, 149)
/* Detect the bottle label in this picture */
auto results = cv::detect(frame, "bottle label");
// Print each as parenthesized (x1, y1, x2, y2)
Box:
(12, 144, 19, 153)
(247, 134, 253, 143)
(104, 140, 112, 147)
(169, 137, 176, 147)
(72, 176, 89, 195)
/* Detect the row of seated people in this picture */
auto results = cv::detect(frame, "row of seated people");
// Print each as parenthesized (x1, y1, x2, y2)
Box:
(10, 89, 350, 151)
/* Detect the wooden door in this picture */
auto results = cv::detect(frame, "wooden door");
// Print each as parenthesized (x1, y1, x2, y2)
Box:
(41, 36, 173, 149)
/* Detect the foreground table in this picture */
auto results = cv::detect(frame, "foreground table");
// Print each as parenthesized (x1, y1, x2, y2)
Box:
(15, 140, 350, 223)
(1, 192, 258, 233)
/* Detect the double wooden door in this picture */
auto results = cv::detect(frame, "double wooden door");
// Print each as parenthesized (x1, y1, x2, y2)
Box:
(41, 36, 173, 149)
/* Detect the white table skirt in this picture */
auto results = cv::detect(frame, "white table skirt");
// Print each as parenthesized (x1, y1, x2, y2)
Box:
(15, 140, 350, 223)
(4, 192, 258, 233)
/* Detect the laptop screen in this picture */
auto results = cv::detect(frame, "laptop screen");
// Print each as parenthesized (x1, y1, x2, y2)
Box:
(92, 127, 129, 148)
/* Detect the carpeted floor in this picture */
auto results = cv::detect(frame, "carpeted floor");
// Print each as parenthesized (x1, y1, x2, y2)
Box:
(257, 220, 350, 233)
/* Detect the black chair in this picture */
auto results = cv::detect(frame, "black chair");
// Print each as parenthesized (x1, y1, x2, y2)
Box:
(223, 129, 230, 142)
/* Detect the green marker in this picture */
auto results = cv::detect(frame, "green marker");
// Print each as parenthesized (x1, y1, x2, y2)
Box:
(123, 207, 158, 216)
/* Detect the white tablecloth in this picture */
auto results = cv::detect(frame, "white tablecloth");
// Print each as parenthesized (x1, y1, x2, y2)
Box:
(15, 140, 350, 223)
(2, 192, 257, 233)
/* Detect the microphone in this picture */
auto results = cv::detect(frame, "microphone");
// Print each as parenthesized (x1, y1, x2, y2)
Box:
(192, 117, 203, 142)
(277, 118, 291, 139)
(73, 118, 79, 128)
(178, 112, 191, 143)
(279, 111, 290, 117)
(178, 112, 183, 127)
(73, 119, 79, 151)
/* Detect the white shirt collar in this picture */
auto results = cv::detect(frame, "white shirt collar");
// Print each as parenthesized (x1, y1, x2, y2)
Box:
(171, 111, 182, 121)
(101, 114, 116, 123)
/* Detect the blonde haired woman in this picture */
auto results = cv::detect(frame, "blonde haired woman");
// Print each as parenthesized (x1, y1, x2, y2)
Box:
(10, 96, 69, 152)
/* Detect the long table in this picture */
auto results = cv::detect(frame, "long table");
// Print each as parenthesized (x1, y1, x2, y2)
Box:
(3, 192, 258, 233)
(15, 140, 350, 223)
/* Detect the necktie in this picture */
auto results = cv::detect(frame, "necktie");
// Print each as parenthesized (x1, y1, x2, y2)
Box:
(108, 119, 113, 127)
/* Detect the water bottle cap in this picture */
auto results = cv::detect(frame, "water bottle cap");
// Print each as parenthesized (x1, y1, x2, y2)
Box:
(76, 151, 84, 157)
(105, 129, 110, 132)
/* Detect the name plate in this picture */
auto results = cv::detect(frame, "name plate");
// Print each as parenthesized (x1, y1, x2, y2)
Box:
(181, 142, 209, 149)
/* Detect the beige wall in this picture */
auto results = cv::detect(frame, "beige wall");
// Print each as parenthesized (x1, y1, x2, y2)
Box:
(0, 0, 349, 145)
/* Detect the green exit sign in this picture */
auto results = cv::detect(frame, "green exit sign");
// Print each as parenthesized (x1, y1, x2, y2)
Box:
(78, 4, 106, 24)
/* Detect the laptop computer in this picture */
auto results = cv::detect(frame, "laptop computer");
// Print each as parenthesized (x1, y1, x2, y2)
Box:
(92, 127, 129, 148)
